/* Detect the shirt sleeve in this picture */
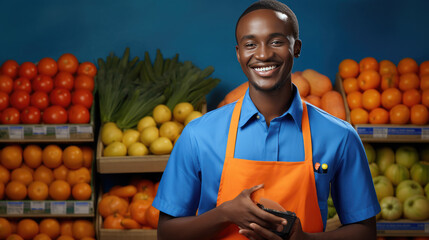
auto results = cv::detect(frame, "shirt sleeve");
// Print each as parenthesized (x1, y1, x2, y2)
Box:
(152, 124, 201, 217)
(331, 126, 381, 224)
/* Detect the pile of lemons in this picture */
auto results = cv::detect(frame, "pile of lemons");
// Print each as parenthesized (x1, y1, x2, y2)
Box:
(102, 102, 203, 157)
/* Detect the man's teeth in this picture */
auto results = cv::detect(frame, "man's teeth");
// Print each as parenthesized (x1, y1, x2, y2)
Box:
(254, 66, 277, 72)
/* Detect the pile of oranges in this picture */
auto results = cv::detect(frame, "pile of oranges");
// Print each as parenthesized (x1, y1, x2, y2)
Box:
(339, 57, 429, 125)
(98, 178, 160, 230)
(0, 217, 95, 240)
(0, 144, 93, 201)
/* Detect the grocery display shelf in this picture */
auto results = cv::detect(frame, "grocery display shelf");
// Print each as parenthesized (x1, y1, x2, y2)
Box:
(0, 199, 94, 217)
(0, 124, 94, 142)
(377, 220, 429, 237)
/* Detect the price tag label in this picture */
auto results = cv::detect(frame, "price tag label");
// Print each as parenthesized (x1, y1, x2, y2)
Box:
(7, 202, 24, 214)
(76, 126, 93, 134)
(51, 202, 66, 214)
(74, 202, 90, 214)
(373, 127, 388, 138)
(30, 201, 45, 211)
(9, 126, 23, 139)
(33, 126, 47, 135)
(55, 126, 70, 139)
(422, 128, 429, 140)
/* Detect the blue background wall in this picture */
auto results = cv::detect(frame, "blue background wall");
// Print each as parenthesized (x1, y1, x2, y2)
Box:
(1, 0, 428, 110)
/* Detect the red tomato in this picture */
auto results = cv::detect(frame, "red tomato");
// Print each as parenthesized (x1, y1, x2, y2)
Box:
(74, 75, 94, 92)
(1, 108, 20, 124)
(54, 71, 74, 90)
(43, 105, 67, 124)
(57, 53, 79, 74)
(30, 91, 49, 110)
(1, 60, 19, 78)
(20, 106, 41, 124)
(0, 75, 14, 93)
(0, 92, 9, 111)
(71, 89, 93, 109)
(68, 105, 90, 123)
(13, 77, 32, 93)
(19, 62, 38, 80)
(10, 90, 30, 110)
(77, 62, 97, 77)
(49, 88, 71, 108)
(37, 57, 58, 77)
(32, 75, 54, 93)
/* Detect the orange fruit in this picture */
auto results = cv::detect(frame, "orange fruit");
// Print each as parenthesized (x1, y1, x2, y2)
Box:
(0, 218, 12, 239)
(81, 146, 93, 169)
(98, 195, 128, 218)
(130, 199, 152, 225)
(20, 164, 34, 175)
(5, 181, 27, 200)
(420, 75, 429, 90)
(339, 59, 359, 78)
(23, 145, 42, 169)
(304, 95, 321, 108)
(380, 74, 399, 91)
(66, 167, 91, 186)
(350, 108, 369, 125)
(390, 104, 410, 124)
(33, 233, 51, 240)
(6, 234, 24, 240)
(0, 165, 11, 184)
(410, 104, 429, 125)
(72, 220, 95, 239)
(402, 89, 421, 107)
(420, 60, 429, 77)
(359, 57, 379, 72)
(422, 89, 429, 108)
(342, 78, 359, 94)
(0, 182, 4, 199)
(358, 70, 381, 90)
(145, 205, 160, 229)
(17, 219, 39, 240)
(398, 57, 418, 75)
(60, 220, 73, 236)
(62, 146, 83, 170)
(134, 179, 155, 197)
(291, 73, 310, 97)
(399, 73, 420, 91)
(103, 213, 124, 229)
(49, 180, 71, 200)
(39, 218, 60, 239)
(381, 88, 402, 110)
(10, 168, 33, 186)
(362, 89, 381, 110)
(53, 165, 69, 181)
(42, 145, 63, 169)
(33, 165, 54, 185)
(57, 236, 74, 240)
(71, 182, 92, 200)
(369, 108, 389, 124)
(27, 181, 49, 200)
(346, 91, 363, 110)
(1, 145, 23, 170)
(379, 60, 397, 76)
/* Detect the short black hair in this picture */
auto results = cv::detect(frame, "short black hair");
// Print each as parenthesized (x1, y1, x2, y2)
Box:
(235, 0, 299, 42)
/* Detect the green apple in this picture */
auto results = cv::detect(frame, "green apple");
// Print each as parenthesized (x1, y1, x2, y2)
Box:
(376, 147, 395, 174)
(403, 195, 429, 220)
(369, 162, 379, 178)
(373, 176, 394, 201)
(425, 183, 429, 200)
(363, 143, 375, 163)
(396, 179, 424, 203)
(410, 161, 429, 186)
(396, 146, 419, 169)
(384, 164, 410, 186)
(379, 196, 402, 220)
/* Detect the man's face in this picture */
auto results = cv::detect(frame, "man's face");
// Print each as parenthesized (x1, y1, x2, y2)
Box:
(235, 9, 301, 92)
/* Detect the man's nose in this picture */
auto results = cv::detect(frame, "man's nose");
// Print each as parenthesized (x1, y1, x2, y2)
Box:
(255, 44, 273, 61)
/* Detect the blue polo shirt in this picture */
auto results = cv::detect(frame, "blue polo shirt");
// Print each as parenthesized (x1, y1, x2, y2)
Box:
(153, 85, 380, 229)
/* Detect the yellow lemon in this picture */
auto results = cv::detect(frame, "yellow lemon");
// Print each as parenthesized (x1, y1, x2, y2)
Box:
(137, 116, 157, 132)
(159, 121, 181, 142)
(173, 102, 194, 123)
(153, 104, 172, 125)
(103, 142, 127, 156)
(127, 142, 149, 156)
(184, 111, 203, 126)
(122, 129, 140, 148)
(101, 123, 123, 145)
(173, 120, 184, 133)
(140, 126, 159, 147)
(150, 137, 173, 155)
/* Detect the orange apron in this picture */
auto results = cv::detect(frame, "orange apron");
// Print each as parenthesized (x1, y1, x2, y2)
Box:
(216, 96, 323, 239)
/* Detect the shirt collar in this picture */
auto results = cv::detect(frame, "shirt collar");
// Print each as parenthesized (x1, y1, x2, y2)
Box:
(238, 84, 303, 130)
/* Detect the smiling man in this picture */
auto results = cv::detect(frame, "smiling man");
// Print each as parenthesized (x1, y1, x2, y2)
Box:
(153, 1, 380, 239)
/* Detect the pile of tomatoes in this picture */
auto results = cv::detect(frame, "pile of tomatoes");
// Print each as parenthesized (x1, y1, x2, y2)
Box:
(0, 53, 96, 124)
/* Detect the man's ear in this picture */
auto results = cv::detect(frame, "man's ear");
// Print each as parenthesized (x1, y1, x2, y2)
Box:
(293, 39, 302, 58)
(236, 45, 241, 62)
